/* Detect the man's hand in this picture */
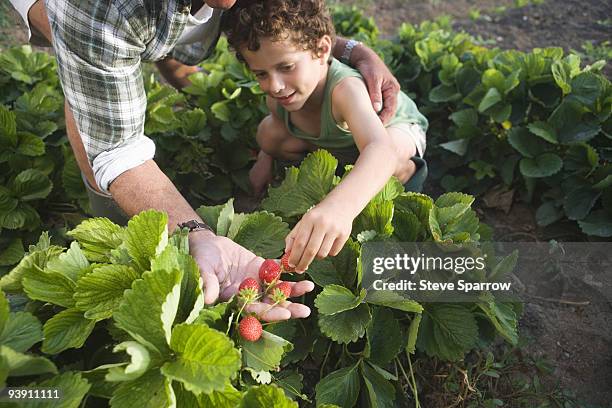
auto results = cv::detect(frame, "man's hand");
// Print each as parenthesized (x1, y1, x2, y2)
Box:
(189, 230, 315, 321)
(351, 45, 401, 124)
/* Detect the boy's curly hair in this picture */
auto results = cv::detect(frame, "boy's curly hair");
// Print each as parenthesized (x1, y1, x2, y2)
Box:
(222, 0, 336, 60)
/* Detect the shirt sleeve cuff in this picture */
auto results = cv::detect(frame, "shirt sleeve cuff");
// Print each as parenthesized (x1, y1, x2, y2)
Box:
(92, 136, 156, 194)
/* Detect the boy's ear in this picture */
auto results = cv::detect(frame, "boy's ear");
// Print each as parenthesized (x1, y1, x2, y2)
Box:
(316, 35, 333, 62)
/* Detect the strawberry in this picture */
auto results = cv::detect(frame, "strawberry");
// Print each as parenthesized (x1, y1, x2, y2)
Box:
(239, 316, 262, 342)
(281, 251, 295, 272)
(259, 259, 281, 284)
(238, 278, 260, 302)
(270, 281, 292, 303)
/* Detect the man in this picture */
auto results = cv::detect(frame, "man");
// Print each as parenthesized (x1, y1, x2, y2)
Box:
(9, 0, 402, 320)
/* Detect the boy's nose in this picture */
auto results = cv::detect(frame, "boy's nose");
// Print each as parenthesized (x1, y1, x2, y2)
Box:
(269, 77, 285, 95)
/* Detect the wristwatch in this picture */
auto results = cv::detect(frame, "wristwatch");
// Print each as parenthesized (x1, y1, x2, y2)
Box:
(177, 219, 214, 234)
(340, 39, 362, 65)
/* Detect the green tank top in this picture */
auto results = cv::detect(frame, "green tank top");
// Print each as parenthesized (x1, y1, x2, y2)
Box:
(276, 58, 428, 149)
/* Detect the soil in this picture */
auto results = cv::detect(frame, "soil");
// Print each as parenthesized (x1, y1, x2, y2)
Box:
(2, 0, 611, 406)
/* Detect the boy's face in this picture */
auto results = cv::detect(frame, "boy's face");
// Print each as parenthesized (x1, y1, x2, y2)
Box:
(241, 36, 331, 112)
(204, 0, 236, 9)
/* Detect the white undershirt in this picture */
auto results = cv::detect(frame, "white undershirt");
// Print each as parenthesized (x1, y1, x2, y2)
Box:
(176, 5, 214, 45)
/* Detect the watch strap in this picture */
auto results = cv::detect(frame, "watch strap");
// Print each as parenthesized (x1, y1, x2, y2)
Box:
(340, 39, 361, 65)
(177, 219, 214, 233)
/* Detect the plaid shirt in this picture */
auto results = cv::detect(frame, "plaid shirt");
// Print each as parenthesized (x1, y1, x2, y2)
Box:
(46, 0, 223, 193)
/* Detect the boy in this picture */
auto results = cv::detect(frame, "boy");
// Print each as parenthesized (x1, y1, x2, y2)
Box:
(223, 0, 428, 272)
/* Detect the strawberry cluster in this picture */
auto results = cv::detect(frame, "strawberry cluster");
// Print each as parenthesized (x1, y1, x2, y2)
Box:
(236, 251, 295, 342)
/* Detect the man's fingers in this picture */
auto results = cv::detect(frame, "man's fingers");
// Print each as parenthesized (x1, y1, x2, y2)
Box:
(201, 271, 220, 304)
(365, 75, 383, 113)
(379, 83, 399, 124)
(245, 302, 291, 321)
(286, 280, 315, 297)
(245, 301, 311, 321)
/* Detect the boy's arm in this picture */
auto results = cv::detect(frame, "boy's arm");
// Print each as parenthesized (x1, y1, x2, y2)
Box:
(285, 78, 403, 272)
(332, 37, 400, 124)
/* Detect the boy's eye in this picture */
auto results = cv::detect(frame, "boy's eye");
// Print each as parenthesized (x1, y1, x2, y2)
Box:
(254, 72, 268, 79)
(280, 64, 294, 71)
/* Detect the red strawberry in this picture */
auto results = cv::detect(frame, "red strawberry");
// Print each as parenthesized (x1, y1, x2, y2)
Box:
(238, 278, 260, 302)
(239, 316, 262, 342)
(270, 281, 292, 302)
(259, 259, 281, 284)
(281, 252, 295, 272)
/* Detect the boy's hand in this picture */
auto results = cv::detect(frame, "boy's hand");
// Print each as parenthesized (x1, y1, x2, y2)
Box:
(189, 230, 314, 321)
(351, 45, 401, 124)
(285, 203, 354, 272)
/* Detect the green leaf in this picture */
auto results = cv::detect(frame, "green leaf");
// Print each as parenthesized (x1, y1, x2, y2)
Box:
(240, 384, 298, 408)
(74, 265, 140, 321)
(366, 307, 404, 366)
(42, 308, 96, 354)
(477, 294, 518, 345)
(429, 84, 460, 103)
(240, 330, 292, 373)
(196, 204, 224, 233)
(361, 361, 396, 408)
(536, 201, 564, 226)
(578, 210, 612, 237)
(161, 323, 241, 395)
(216, 199, 235, 237)
(0, 345, 57, 377)
(0, 105, 17, 146)
(315, 285, 366, 315)
(307, 258, 343, 287)
(114, 268, 183, 356)
(211, 101, 231, 121)
(45, 241, 90, 282)
(0, 311, 43, 352)
(569, 72, 602, 105)
(151, 245, 203, 324)
(559, 122, 601, 144)
(353, 200, 394, 237)
(230, 211, 289, 259)
(417, 304, 478, 361)
(364, 290, 423, 313)
(449, 109, 478, 128)
(68, 218, 124, 262)
(22, 371, 90, 408)
(564, 187, 601, 221)
(262, 150, 337, 217)
(508, 127, 543, 158)
(0, 244, 64, 292)
(124, 210, 169, 272)
(0, 239, 24, 266)
(16, 132, 45, 157)
(527, 121, 558, 144)
(478, 87, 502, 112)
(315, 363, 360, 408)
(406, 314, 422, 354)
(519, 153, 563, 178)
(110, 370, 175, 408)
(318, 303, 371, 344)
(104, 341, 151, 382)
(10, 169, 52, 201)
(440, 139, 469, 156)
(0, 292, 7, 334)
(551, 60, 572, 94)
(22, 268, 77, 308)
(189, 383, 243, 407)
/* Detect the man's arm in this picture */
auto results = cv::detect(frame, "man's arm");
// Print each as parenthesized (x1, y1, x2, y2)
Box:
(332, 37, 401, 124)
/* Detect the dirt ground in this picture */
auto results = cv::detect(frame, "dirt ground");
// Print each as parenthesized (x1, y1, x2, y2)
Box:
(2, 0, 611, 406)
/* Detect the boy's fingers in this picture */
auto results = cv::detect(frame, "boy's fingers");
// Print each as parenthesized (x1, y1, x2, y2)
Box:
(329, 234, 348, 257)
(288, 223, 313, 269)
(316, 234, 336, 259)
(295, 228, 325, 272)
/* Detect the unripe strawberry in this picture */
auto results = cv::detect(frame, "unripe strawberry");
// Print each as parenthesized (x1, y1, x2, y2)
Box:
(238, 278, 260, 302)
(270, 281, 292, 302)
(281, 252, 295, 272)
(259, 259, 281, 284)
(239, 316, 262, 342)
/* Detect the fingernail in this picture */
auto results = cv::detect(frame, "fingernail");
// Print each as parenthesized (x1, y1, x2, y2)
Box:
(373, 102, 382, 112)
